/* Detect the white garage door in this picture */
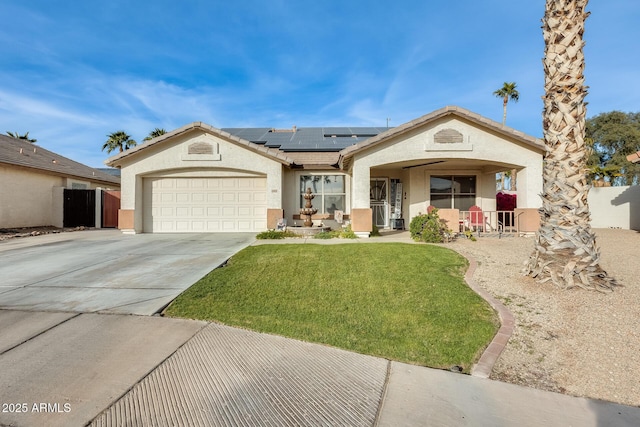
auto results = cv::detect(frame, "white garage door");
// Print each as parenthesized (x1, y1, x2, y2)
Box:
(143, 177, 267, 232)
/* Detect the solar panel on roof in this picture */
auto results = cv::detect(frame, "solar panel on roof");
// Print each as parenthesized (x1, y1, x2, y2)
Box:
(220, 126, 384, 151)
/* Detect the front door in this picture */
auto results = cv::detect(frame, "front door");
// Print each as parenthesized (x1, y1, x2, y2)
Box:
(370, 178, 389, 228)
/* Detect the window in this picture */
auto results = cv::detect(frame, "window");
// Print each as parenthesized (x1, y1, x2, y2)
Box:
(430, 176, 475, 211)
(300, 175, 345, 214)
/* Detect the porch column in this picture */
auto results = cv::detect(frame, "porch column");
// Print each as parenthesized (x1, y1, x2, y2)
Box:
(351, 160, 371, 237)
(516, 162, 543, 208)
(351, 161, 370, 208)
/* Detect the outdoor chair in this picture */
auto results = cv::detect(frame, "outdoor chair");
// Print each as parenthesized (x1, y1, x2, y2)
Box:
(468, 205, 488, 232)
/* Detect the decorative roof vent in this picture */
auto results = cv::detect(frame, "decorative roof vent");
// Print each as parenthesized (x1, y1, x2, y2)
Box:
(188, 142, 214, 155)
(434, 129, 464, 144)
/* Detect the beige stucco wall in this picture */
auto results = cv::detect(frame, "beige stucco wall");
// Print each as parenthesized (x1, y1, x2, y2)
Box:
(115, 130, 284, 233)
(0, 165, 64, 228)
(349, 117, 544, 226)
(589, 185, 640, 230)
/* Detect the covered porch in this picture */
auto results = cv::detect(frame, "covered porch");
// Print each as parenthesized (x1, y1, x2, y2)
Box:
(363, 157, 541, 234)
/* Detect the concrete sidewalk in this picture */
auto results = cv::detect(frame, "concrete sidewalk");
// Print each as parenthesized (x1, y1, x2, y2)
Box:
(1, 310, 639, 427)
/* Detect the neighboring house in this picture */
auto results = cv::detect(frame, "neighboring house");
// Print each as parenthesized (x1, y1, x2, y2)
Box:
(0, 134, 121, 228)
(106, 106, 545, 236)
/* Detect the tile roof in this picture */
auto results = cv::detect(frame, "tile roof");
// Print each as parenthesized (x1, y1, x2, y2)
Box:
(106, 122, 297, 167)
(106, 106, 543, 170)
(0, 134, 120, 186)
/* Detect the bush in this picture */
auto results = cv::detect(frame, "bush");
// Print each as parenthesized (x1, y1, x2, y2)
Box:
(314, 230, 340, 239)
(256, 230, 298, 239)
(409, 209, 448, 243)
(339, 224, 358, 239)
(370, 224, 381, 237)
(312, 225, 358, 239)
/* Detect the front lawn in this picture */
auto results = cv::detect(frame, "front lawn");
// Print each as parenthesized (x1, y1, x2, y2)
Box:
(165, 243, 498, 371)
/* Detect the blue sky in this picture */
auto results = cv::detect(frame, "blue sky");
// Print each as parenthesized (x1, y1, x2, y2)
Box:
(1, 1, 638, 168)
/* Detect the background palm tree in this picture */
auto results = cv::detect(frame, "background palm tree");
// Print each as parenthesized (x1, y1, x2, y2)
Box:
(524, 0, 617, 292)
(493, 82, 520, 190)
(144, 128, 167, 141)
(6, 131, 37, 143)
(102, 131, 137, 154)
(494, 82, 519, 125)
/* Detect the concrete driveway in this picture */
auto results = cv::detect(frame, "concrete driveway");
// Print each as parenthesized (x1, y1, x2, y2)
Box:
(0, 230, 256, 315)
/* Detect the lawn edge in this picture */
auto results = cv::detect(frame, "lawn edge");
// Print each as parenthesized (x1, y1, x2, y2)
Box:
(458, 252, 515, 378)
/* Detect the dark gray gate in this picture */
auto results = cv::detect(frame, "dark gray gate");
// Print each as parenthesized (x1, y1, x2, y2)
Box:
(63, 189, 95, 227)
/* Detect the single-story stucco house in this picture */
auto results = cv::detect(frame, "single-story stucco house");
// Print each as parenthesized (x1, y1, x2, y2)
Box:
(0, 134, 121, 229)
(106, 106, 545, 236)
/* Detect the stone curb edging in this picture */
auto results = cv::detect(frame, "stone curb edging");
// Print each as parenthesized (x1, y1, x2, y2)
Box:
(460, 253, 515, 379)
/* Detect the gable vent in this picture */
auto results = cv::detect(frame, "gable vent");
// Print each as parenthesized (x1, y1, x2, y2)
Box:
(188, 142, 214, 155)
(434, 129, 463, 144)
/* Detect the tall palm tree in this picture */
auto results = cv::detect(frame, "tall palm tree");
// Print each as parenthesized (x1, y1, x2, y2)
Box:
(144, 128, 167, 141)
(525, 0, 617, 292)
(6, 131, 37, 143)
(493, 82, 520, 190)
(102, 131, 137, 154)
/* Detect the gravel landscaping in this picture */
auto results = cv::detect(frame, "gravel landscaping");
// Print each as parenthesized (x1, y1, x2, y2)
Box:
(447, 228, 639, 407)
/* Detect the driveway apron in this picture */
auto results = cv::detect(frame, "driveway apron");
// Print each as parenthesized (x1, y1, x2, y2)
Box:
(0, 230, 256, 315)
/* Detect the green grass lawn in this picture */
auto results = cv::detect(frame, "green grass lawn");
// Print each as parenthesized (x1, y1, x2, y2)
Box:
(165, 243, 498, 372)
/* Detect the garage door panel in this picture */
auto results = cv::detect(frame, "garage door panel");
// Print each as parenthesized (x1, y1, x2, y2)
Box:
(221, 221, 236, 230)
(222, 193, 236, 202)
(144, 177, 267, 233)
(160, 180, 174, 189)
(238, 207, 252, 217)
(206, 180, 221, 189)
(191, 179, 205, 188)
(222, 180, 237, 189)
(237, 192, 252, 203)
(176, 221, 190, 231)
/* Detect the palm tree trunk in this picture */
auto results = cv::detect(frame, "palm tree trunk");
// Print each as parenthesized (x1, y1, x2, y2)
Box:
(524, 0, 617, 292)
(502, 97, 508, 125)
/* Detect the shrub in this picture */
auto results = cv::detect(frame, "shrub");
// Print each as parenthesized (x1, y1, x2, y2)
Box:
(339, 224, 358, 239)
(370, 224, 381, 237)
(312, 225, 358, 239)
(314, 230, 340, 239)
(256, 230, 298, 239)
(409, 209, 448, 243)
